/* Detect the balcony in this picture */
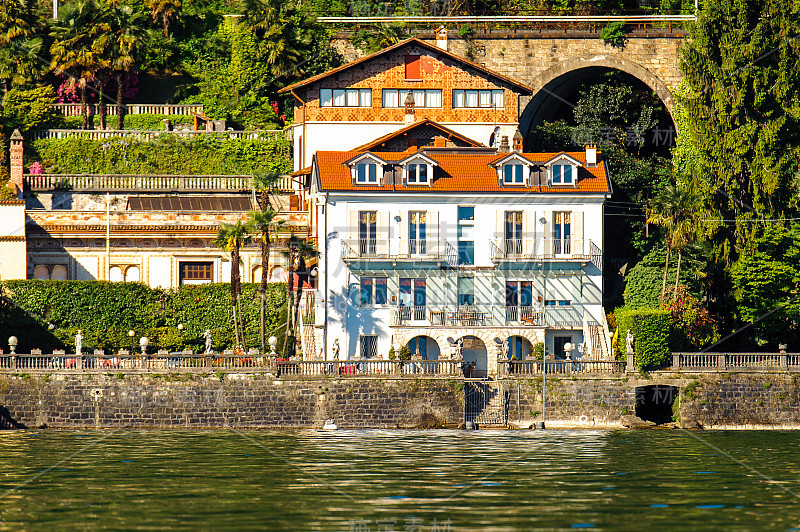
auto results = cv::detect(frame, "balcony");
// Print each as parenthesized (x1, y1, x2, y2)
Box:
(341, 238, 448, 262)
(390, 304, 582, 328)
(491, 239, 603, 270)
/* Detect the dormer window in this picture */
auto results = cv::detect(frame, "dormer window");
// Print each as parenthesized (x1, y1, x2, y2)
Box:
(551, 163, 573, 185)
(503, 164, 525, 184)
(356, 162, 379, 183)
(407, 163, 429, 184)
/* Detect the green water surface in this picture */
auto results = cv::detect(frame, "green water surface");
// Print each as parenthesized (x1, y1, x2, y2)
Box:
(0, 429, 799, 530)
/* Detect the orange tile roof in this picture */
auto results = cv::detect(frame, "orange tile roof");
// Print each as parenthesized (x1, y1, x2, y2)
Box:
(314, 150, 610, 194)
(278, 38, 533, 95)
(352, 119, 486, 152)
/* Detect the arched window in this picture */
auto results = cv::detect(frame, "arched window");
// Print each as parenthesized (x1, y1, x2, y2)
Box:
(253, 265, 263, 283)
(269, 266, 286, 283)
(51, 265, 68, 280)
(109, 266, 123, 282)
(125, 266, 140, 282)
(33, 265, 50, 280)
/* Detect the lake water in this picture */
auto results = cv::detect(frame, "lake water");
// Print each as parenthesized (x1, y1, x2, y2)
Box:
(1, 429, 799, 531)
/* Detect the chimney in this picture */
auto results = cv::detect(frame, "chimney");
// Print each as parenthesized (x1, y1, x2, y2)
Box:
(404, 89, 415, 125)
(498, 135, 510, 153)
(436, 26, 448, 51)
(512, 129, 523, 153)
(433, 135, 446, 148)
(8, 129, 23, 195)
(586, 144, 597, 167)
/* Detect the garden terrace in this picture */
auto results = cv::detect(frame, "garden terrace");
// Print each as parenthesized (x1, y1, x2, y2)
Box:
(32, 129, 288, 141)
(49, 103, 204, 117)
(670, 353, 800, 372)
(25, 174, 295, 193)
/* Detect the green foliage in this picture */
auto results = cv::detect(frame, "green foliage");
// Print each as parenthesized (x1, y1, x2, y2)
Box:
(1, 87, 63, 132)
(678, 0, 800, 248)
(27, 133, 291, 174)
(622, 244, 701, 309)
(600, 21, 626, 47)
(616, 308, 672, 370)
(663, 285, 719, 350)
(351, 23, 408, 54)
(730, 224, 800, 348)
(0, 280, 288, 353)
(62, 113, 194, 130)
(530, 341, 545, 361)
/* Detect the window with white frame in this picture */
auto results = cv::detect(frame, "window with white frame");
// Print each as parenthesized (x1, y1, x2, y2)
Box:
(452, 89, 504, 108)
(382, 89, 442, 108)
(354, 162, 380, 184)
(360, 277, 388, 306)
(503, 163, 525, 184)
(406, 162, 430, 184)
(551, 163, 574, 185)
(320, 88, 372, 107)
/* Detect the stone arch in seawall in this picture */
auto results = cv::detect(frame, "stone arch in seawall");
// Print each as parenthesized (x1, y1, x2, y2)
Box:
(519, 54, 677, 138)
(392, 329, 544, 359)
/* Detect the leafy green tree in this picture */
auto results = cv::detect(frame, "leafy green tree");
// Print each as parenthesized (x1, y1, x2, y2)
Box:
(678, 0, 800, 251)
(214, 220, 252, 347)
(351, 23, 408, 54)
(246, 207, 283, 352)
(730, 224, 800, 348)
(0, 86, 63, 132)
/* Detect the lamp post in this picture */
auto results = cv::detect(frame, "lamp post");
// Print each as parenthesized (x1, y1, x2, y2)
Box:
(564, 342, 574, 361)
(140, 336, 149, 356)
(128, 329, 135, 354)
(268, 336, 277, 355)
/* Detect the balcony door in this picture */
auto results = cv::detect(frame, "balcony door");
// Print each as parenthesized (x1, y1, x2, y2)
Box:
(400, 278, 426, 320)
(358, 211, 377, 255)
(504, 211, 523, 255)
(505, 281, 533, 321)
(409, 211, 426, 255)
(553, 211, 571, 255)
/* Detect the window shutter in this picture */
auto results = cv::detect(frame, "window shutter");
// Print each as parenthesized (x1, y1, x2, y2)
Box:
(349, 211, 359, 245)
(572, 211, 584, 256)
(405, 55, 421, 80)
(427, 210, 439, 257)
(543, 215, 553, 256)
(523, 210, 535, 256)
(377, 211, 390, 255)
(399, 210, 409, 255)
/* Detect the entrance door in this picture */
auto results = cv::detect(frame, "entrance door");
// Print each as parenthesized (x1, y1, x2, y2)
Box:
(553, 335, 572, 359)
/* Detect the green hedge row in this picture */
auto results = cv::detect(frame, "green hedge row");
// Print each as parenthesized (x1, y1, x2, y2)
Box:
(0, 281, 288, 353)
(62, 114, 195, 130)
(615, 307, 672, 370)
(26, 133, 292, 175)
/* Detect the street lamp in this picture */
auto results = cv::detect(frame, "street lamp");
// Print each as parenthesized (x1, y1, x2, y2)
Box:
(564, 342, 574, 361)
(140, 336, 149, 356)
(128, 329, 135, 354)
(177, 323, 184, 331)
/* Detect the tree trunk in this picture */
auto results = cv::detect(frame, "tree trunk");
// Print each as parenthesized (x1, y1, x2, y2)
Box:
(673, 248, 683, 299)
(259, 233, 270, 352)
(231, 244, 241, 347)
(80, 83, 88, 130)
(284, 255, 294, 357)
(115, 72, 125, 131)
(660, 242, 671, 306)
(97, 79, 106, 131)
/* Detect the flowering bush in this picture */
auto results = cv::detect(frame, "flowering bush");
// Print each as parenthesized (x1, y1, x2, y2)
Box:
(664, 285, 719, 350)
(28, 162, 43, 174)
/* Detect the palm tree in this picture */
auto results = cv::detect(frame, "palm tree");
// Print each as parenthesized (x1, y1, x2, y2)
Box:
(246, 207, 283, 352)
(290, 238, 319, 353)
(0, 0, 43, 92)
(50, 0, 104, 129)
(243, 0, 313, 79)
(214, 220, 252, 348)
(281, 234, 318, 357)
(647, 184, 699, 304)
(104, 3, 148, 130)
(252, 170, 283, 211)
(145, 0, 182, 37)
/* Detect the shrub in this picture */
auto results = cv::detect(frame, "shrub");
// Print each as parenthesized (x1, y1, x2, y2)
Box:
(616, 307, 672, 370)
(0, 280, 288, 353)
(62, 114, 194, 130)
(601, 21, 626, 47)
(27, 133, 292, 175)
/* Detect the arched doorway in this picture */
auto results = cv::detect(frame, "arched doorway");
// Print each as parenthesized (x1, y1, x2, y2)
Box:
(461, 335, 487, 378)
(507, 336, 532, 360)
(407, 335, 440, 360)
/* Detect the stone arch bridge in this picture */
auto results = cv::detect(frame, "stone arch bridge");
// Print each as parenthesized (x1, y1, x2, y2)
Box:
(334, 28, 685, 138)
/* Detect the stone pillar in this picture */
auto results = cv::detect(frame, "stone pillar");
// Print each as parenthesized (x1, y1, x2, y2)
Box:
(8, 129, 23, 195)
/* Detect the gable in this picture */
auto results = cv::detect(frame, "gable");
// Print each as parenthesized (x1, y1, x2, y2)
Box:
(353, 120, 485, 152)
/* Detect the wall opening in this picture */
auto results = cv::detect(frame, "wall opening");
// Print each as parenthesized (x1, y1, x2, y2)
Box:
(635, 385, 677, 425)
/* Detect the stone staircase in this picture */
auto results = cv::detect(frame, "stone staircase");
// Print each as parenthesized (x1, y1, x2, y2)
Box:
(465, 380, 506, 426)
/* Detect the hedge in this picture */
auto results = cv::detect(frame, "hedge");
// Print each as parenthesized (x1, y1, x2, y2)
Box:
(26, 133, 292, 175)
(62, 114, 194, 130)
(623, 245, 700, 309)
(0, 281, 288, 353)
(615, 307, 672, 370)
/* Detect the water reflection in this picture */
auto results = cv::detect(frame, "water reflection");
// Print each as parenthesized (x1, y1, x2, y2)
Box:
(0, 429, 798, 530)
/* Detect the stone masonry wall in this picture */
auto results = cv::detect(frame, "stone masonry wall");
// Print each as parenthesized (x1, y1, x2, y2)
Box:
(0, 374, 463, 429)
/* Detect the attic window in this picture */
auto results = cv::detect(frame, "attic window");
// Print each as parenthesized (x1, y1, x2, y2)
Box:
(406, 163, 430, 185)
(503, 164, 525, 184)
(355, 162, 379, 184)
(552, 163, 573, 185)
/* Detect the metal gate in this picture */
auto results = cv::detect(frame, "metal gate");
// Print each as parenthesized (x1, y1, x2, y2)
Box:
(464, 380, 506, 426)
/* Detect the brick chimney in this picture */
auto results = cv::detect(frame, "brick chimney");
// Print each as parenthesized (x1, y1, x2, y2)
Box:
(433, 135, 446, 148)
(436, 26, 448, 51)
(498, 135, 510, 153)
(8, 129, 23, 195)
(513, 129, 523, 153)
(404, 89, 415, 125)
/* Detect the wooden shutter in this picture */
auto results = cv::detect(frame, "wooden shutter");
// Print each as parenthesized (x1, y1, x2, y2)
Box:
(349, 211, 359, 243)
(496, 210, 504, 249)
(377, 211, 390, 255)
(523, 210, 535, 256)
(572, 211, 584, 256)
(543, 213, 553, 256)
(399, 209, 409, 255)
(427, 210, 439, 257)
(405, 55, 421, 80)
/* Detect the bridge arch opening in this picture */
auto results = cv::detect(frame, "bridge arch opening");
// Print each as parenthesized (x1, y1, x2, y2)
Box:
(519, 56, 676, 150)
